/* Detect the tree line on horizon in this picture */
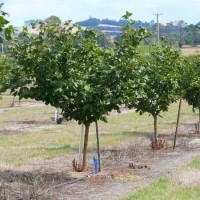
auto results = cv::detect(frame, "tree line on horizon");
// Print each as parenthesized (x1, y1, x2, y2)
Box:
(23, 16, 200, 48)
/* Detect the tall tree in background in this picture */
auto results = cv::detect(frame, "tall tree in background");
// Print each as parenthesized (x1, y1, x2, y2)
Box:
(44, 15, 61, 25)
(175, 20, 187, 47)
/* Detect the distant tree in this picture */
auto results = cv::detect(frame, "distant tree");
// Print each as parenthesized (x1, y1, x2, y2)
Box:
(164, 22, 175, 45)
(178, 21, 187, 47)
(77, 17, 101, 27)
(94, 30, 114, 47)
(44, 15, 61, 24)
(177, 22, 200, 46)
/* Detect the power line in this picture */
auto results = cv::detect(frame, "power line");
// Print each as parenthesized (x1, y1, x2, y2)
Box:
(153, 13, 163, 45)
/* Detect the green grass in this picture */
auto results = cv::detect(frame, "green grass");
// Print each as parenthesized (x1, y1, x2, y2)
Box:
(0, 94, 37, 108)
(122, 177, 200, 200)
(0, 94, 199, 165)
(187, 157, 200, 169)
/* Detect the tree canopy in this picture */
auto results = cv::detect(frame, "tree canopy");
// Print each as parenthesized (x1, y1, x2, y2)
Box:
(182, 55, 200, 111)
(0, 3, 14, 42)
(127, 39, 182, 139)
(1, 12, 151, 170)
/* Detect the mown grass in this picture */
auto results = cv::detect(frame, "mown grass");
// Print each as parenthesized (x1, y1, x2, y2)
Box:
(0, 94, 198, 165)
(187, 157, 200, 169)
(122, 177, 200, 200)
(0, 94, 37, 108)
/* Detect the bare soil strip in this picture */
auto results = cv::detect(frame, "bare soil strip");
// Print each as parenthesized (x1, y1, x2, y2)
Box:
(1, 135, 199, 200)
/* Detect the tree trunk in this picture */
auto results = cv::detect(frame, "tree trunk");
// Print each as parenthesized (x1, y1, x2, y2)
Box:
(153, 114, 158, 142)
(80, 124, 90, 171)
(173, 99, 182, 150)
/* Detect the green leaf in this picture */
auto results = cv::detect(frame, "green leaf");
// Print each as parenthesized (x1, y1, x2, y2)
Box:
(122, 11, 133, 19)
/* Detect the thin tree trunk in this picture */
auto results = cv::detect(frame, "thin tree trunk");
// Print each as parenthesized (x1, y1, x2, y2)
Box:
(95, 121, 101, 172)
(153, 114, 158, 143)
(81, 124, 90, 171)
(173, 99, 182, 150)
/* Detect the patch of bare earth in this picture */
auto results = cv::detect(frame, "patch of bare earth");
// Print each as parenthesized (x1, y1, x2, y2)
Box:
(0, 117, 73, 135)
(46, 142, 200, 200)
(0, 132, 200, 200)
(0, 106, 134, 136)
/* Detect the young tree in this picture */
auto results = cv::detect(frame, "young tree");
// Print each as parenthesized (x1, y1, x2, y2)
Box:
(182, 55, 200, 133)
(127, 39, 182, 141)
(1, 12, 150, 171)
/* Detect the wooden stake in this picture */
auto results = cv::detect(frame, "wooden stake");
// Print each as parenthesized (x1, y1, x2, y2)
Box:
(78, 124, 84, 166)
(95, 121, 101, 172)
(173, 99, 182, 150)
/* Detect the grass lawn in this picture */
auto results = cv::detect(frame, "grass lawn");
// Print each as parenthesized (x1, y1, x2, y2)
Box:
(0, 94, 198, 165)
(122, 177, 200, 200)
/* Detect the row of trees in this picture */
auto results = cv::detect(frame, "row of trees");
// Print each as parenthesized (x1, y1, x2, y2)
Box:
(0, 9, 200, 171)
(150, 20, 200, 47)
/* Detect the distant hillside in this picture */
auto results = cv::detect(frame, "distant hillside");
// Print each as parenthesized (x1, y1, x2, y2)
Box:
(76, 17, 155, 36)
(14, 16, 200, 47)
(20, 17, 155, 37)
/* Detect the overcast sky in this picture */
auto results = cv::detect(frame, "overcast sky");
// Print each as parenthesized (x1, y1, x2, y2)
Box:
(3, 0, 200, 27)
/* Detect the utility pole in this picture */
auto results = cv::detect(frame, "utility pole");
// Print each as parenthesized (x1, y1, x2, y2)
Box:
(153, 13, 162, 45)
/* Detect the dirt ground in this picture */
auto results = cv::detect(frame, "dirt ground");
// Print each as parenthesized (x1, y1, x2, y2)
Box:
(40, 138, 200, 200)
(0, 133, 200, 200)
(0, 101, 200, 199)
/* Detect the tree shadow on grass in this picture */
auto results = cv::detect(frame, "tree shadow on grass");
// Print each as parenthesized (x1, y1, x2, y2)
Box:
(164, 122, 197, 126)
(101, 131, 152, 138)
(19, 144, 73, 152)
